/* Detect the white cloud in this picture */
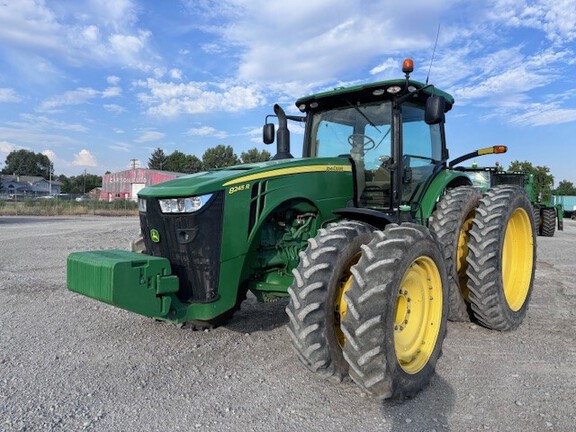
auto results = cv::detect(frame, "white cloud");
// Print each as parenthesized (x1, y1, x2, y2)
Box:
(134, 131, 165, 143)
(41, 149, 56, 162)
(0, 0, 62, 50)
(198, 0, 456, 92)
(490, 0, 576, 43)
(39, 87, 99, 111)
(108, 30, 151, 66)
(0, 0, 156, 72)
(108, 142, 132, 152)
(0, 140, 16, 154)
(188, 126, 228, 139)
(136, 79, 266, 117)
(104, 104, 126, 113)
(509, 103, 576, 126)
(169, 68, 183, 80)
(19, 114, 88, 132)
(72, 149, 98, 167)
(102, 86, 122, 98)
(0, 88, 21, 103)
(38, 84, 127, 111)
(370, 58, 399, 76)
(107, 75, 121, 85)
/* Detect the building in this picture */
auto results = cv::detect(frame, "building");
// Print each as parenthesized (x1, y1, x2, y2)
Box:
(100, 168, 185, 201)
(0, 175, 62, 198)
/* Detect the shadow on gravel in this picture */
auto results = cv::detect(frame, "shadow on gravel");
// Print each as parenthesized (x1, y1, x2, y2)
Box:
(384, 375, 455, 431)
(224, 296, 290, 334)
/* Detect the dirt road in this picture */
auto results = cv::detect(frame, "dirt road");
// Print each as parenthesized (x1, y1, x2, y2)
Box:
(1, 216, 575, 431)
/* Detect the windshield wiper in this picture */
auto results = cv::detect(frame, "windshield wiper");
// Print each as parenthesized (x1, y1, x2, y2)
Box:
(345, 100, 381, 133)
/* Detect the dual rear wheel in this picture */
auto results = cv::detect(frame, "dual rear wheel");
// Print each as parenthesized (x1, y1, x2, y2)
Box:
(287, 185, 536, 399)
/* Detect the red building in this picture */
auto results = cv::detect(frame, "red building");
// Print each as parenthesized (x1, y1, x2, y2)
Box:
(100, 168, 184, 201)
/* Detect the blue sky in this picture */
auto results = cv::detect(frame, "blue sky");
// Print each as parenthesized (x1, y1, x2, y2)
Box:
(0, 0, 575, 184)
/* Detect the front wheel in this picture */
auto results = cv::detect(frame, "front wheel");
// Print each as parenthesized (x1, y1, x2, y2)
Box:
(342, 224, 448, 400)
(286, 220, 374, 382)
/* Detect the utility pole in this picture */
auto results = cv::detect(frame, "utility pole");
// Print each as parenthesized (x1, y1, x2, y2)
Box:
(131, 159, 138, 170)
(49, 162, 52, 195)
(83, 168, 86, 194)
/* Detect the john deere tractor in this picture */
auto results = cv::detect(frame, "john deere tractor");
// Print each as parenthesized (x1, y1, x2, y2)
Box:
(68, 59, 537, 400)
(458, 166, 564, 237)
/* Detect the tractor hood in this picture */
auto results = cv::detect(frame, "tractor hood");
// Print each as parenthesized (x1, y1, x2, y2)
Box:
(138, 157, 353, 198)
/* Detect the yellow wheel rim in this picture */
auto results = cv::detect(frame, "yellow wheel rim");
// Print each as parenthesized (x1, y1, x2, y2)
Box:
(457, 211, 475, 301)
(502, 208, 534, 311)
(334, 253, 361, 348)
(394, 256, 443, 374)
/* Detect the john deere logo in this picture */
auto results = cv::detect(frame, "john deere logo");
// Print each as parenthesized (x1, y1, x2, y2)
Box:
(150, 229, 160, 243)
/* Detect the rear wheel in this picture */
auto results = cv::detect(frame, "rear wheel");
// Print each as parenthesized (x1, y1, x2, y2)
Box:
(341, 224, 448, 400)
(540, 208, 556, 237)
(286, 220, 374, 382)
(430, 186, 482, 322)
(467, 186, 536, 331)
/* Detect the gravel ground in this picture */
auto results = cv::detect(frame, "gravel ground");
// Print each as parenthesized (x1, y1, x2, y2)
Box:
(1, 216, 575, 432)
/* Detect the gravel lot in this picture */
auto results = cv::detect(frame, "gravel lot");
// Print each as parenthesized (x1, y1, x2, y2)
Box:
(1, 216, 575, 432)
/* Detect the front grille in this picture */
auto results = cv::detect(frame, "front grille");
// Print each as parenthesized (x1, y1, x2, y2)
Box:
(139, 191, 224, 303)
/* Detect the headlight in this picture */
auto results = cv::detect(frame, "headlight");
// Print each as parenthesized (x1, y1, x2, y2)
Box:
(138, 198, 147, 212)
(158, 194, 213, 214)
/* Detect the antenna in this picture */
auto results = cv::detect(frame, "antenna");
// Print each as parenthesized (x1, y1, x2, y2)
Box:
(426, 24, 441, 85)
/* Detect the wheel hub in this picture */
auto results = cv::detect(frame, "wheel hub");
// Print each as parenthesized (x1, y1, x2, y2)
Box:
(394, 257, 443, 374)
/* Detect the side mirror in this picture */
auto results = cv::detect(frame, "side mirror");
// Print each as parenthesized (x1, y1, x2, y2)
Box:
(263, 123, 275, 144)
(425, 96, 446, 125)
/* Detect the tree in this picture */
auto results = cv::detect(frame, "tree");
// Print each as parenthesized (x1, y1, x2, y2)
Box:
(59, 173, 102, 194)
(202, 145, 240, 169)
(163, 151, 203, 174)
(2, 149, 52, 178)
(240, 148, 271, 164)
(508, 160, 554, 202)
(148, 148, 167, 170)
(555, 180, 576, 196)
(185, 155, 203, 174)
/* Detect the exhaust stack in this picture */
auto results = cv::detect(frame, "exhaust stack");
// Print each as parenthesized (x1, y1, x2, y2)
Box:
(272, 104, 293, 160)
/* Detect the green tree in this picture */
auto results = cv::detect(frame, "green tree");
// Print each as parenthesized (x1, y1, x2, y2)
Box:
(202, 145, 240, 169)
(59, 173, 101, 194)
(508, 160, 554, 202)
(240, 148, 271, 164)
(555, 180, 576, 195)
(162, 151, 203, 174)
(185, 155, 203, 174)
(2, 149, 52, 177)
(148, 148, 167, 170)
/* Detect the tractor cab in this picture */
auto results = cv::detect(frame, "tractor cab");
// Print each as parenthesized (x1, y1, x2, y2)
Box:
(265, 59, 454, 224)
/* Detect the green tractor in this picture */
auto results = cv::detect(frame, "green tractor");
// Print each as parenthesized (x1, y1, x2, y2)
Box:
(459, 167, 564, 237)
(67, 59, 537, 400)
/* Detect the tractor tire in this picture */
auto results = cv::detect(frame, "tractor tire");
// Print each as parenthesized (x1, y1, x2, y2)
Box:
(466, 186, 537, 331)
(532, 206, 542, 235)
(540, 208, 556, 237)
(286, 220, 374, 382)
(430, 186, 482, 322)
(341, 224, 448, 400)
